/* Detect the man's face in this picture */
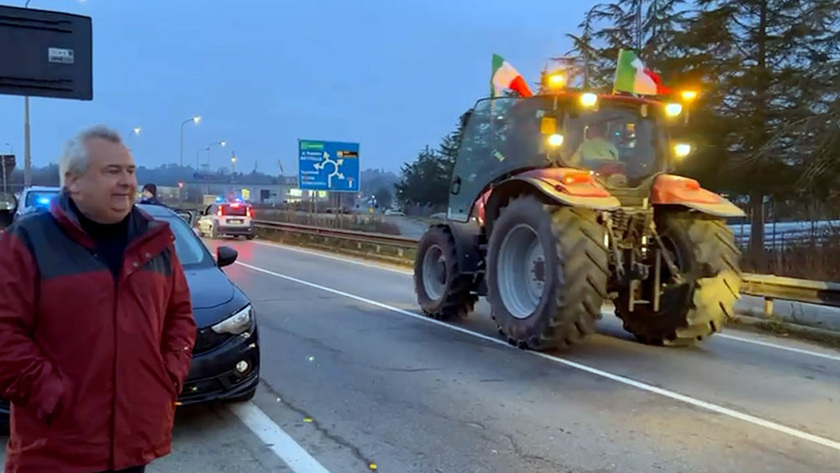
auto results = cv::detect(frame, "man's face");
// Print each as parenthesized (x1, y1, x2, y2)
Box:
(66, 137, 137, 224)
(142, 189, 153, 199)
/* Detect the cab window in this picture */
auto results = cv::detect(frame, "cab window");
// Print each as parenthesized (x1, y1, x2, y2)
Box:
(223, 203, 248, 217)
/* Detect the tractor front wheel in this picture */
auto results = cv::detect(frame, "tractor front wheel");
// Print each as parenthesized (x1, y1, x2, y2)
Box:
(413, 226, 478, 320)
(487, 196, 609, 350)
(615, 211, 742, 346)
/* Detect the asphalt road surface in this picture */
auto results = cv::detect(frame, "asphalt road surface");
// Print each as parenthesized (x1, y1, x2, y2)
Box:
(3, 238, 839, 472)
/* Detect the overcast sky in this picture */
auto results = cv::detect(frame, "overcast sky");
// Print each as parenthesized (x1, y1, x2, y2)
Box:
(0, 0, 595, 174)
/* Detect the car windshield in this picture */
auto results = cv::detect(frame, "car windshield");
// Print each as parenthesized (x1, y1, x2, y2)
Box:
(159, 215, 215, 268)
(25, 190, 59, 208)
(561, 102, 666, 185)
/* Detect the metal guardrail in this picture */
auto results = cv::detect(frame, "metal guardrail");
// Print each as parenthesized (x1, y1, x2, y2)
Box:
(251, 220, 840, 315)
(740, 273, 840, 316)
(253, 220, 418, 247)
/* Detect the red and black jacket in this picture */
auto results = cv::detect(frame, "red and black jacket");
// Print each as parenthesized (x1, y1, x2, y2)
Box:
(0, 191, 196, 473)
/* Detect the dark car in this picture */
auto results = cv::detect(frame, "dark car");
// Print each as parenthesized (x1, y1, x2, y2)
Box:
(0, 204, 260, 427)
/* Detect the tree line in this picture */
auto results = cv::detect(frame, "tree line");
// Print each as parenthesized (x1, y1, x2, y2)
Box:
(395, 0, 840, 257)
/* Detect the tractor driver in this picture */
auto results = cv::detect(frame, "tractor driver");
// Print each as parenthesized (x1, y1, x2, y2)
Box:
(569, 122, 619, 167)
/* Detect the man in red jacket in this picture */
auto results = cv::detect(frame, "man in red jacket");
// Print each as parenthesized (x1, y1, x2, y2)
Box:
(0, 125, 197, 473)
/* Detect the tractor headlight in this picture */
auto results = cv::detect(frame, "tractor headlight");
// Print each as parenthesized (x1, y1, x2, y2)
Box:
(547, 134, 564, 147)
(211, 305, 253, 335)
(673, 143, 692, 158)
(665, 102, 683, 117)
(580, 93, 598, 107)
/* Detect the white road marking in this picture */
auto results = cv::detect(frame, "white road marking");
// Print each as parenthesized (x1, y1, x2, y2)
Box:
(246, 240, 840, 363)
(229, 401, 331, 473)
(236, 261, 840, 453)
(717, 333, 840, 363)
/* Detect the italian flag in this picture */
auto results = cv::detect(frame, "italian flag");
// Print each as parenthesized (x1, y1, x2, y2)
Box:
(613, 49, 670, 95)
(491, 54, 533, 98)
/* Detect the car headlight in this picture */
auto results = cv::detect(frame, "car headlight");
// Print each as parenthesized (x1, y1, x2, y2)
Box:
(211, 305, 253, 335)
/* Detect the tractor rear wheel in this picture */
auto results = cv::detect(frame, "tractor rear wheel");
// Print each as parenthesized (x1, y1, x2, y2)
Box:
(487, 195, 609, 350)
(414, 226, 477, 320)
(615, 211, 742, 346)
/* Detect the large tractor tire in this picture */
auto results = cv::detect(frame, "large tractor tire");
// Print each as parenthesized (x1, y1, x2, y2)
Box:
(615, 211, 742, 346)
(487, 195, 609, 350)
(414, 225, 478, 320)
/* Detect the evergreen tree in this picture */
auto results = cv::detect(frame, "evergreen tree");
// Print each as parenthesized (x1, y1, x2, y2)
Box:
(394, 146, 450, 209)
(678, 0, 835, 256)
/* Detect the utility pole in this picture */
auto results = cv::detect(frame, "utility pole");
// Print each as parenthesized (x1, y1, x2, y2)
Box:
(23, 0, 32, 188)
(23, 97, 31, 187)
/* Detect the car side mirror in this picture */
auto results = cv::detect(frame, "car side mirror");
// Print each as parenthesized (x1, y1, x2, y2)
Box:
(216, 246, 238, 268)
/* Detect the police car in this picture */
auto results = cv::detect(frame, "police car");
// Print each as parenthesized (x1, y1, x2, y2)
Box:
(196, 201, 256, 240)
(12, 186, 60, 223)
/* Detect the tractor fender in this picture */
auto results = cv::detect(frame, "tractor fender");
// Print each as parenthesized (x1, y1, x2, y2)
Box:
(426, 221, 485, 275)
(483, 169, 621, 233)
(650, 174, 746, 218)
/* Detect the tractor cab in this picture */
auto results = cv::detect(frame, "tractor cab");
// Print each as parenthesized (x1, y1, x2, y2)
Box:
(448, 67, 693, 222)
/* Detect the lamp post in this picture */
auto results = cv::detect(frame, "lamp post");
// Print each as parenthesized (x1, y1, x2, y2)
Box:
(230, 154, 237, 173)
(179, 116, 201, 167)
(205, 140, 226, 169)
(127, 127, 141, 150)
(23, 0, 32, 187)
(680, 90, 699, 125)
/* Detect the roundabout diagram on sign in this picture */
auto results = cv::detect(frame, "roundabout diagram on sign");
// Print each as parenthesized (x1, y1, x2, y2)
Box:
(298, 140, 360, 192)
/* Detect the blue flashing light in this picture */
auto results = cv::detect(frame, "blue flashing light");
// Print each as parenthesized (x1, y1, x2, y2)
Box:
(37, 197, 50, 206)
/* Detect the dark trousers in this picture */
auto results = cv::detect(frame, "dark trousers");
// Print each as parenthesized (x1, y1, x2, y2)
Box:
(96, 466, 146, 473)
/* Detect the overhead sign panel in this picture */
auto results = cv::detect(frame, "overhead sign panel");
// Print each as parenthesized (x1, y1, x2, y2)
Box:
(298, 140, 360, 192)
(0, 6, 93, 100)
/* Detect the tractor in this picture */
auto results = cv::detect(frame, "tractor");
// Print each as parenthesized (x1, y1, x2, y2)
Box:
(413, 67, 745, 350)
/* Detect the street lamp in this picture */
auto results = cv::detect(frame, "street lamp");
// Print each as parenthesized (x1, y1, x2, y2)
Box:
(127, 127, 141, 150)
(230, 155, 237, 173)
(205, 140, 226, 169)
(680, 90, 699, 124)
(23, 0, 33, 187)
(179, 116, 201, 167)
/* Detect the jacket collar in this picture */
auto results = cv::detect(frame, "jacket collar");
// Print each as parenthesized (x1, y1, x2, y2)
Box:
(50, 189, 163, 251)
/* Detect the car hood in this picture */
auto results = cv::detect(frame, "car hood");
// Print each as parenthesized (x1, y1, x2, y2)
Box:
(184, 267, 249, 328)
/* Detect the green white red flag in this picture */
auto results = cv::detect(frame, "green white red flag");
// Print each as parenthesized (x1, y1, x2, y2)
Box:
(491, 54, 533, 98)
(613, 49, 670, 95)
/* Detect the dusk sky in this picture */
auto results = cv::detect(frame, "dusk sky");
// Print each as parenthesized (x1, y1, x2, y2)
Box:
(1, 0, 594, 175)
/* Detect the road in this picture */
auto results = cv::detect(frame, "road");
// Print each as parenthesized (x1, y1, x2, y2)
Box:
(2, 238, 839, 472)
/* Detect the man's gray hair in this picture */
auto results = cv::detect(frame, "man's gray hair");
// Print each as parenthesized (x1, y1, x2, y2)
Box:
(59, 125, 124, 187)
